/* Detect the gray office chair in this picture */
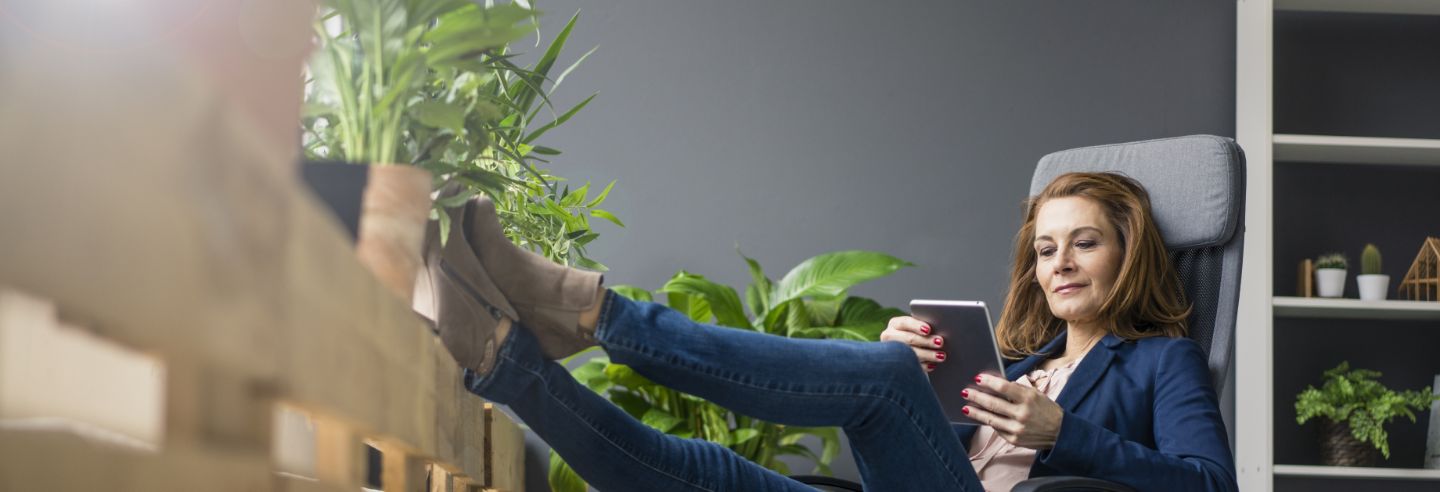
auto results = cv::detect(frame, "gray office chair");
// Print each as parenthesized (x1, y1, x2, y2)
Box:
(795, 135, 1246, 492)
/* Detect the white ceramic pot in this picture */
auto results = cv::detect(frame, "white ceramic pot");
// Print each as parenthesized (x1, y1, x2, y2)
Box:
(1357, 274, 1390, 302)
(1315, 268, 1347, 298)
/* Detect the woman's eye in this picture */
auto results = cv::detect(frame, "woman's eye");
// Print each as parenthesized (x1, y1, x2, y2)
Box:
(1076, 240, 1097, 249)
(1038, 247, 1055, 257)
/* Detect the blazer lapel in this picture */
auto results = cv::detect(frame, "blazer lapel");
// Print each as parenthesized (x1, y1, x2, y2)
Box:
(1053, 333, 1121, 412)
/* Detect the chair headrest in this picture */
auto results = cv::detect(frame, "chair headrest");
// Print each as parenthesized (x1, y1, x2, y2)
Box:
(1029, 135, 1245, 250)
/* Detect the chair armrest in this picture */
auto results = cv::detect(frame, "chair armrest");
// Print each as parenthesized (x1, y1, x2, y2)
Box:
(1012, 476, 1137, 492)
(789, 475, 864, 491)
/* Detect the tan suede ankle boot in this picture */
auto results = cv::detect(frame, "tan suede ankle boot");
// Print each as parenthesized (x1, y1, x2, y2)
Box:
(464, 196, 604, 359)
(421, 196, 520, 375)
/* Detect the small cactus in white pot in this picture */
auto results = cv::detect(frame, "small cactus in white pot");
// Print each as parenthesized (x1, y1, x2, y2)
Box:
(1315, 252, 1348, 298)
(1356, 244, 1390, 301)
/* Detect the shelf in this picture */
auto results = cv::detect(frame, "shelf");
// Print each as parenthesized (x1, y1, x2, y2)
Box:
(1276, 0, 1440, 16)
(1274, 464, 1440, 480)
(1273, 134, 1440, 166)
(1273, 297, 1440, 320)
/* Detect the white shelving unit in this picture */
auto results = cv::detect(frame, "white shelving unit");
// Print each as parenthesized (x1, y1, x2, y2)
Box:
(1274, 465, 1440, 481)
(1237, 2, 1440, 491)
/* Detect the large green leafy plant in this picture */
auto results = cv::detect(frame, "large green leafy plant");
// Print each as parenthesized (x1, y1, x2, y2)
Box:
(303, 0, 619, 268)
(1295, 361, 1440, 458)
(548, 250, 913, 491)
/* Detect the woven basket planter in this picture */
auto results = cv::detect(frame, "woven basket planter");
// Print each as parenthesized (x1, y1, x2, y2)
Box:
(1319, 419, 1381, 467)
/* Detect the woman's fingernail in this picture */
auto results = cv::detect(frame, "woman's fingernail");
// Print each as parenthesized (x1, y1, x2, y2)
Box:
(935, 351, 946, 361)
(921, 325, 931, 335)
(961, 406, 971, 415)
(975, 375, 983, 384)
(933, 337, 943, 347)
(961, 389, 969, 398)
(926, 363, 936, 370)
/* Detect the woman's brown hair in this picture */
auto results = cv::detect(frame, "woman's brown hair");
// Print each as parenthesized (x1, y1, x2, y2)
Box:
(993, 172, 1191, 359)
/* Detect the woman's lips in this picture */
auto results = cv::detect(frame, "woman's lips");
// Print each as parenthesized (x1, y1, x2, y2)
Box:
(1054, 283, 1086, 294)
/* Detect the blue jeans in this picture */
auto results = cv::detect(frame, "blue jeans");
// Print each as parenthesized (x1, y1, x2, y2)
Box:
(466, 292, 982, 491)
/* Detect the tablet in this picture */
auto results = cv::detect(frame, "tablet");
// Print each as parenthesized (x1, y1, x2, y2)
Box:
(909, 300, 1006, 426)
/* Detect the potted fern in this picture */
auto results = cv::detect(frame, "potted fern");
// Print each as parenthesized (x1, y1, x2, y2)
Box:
(1296, 362, 1440, 466)
(1356, 244, 1390, 301)
(548, 250, 913, 491)
(1314, 252, 1348, 298)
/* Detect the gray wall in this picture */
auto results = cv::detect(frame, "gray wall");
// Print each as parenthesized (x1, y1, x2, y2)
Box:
(518, 1, 1234, 488)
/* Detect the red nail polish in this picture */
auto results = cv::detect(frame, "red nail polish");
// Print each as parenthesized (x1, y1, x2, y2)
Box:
(926, 363, 936, 370)
(933, 337, 943, 346)
(921, 326, 931, 335)
(975, 375, 983, 384)
(961, 406, 970, 415)
(935, 352, 946, 361)
(961, 389, 969, 398)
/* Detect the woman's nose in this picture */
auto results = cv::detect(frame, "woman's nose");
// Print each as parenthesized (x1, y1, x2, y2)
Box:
(1054, 248, 1077, 273)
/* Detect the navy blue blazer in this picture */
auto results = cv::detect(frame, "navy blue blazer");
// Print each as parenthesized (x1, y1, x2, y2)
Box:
(954, 331, 1238, 492)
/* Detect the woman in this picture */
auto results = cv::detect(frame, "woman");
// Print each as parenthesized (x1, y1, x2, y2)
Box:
(421, 172, 1237, 491)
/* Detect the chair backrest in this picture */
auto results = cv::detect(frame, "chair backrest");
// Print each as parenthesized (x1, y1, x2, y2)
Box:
(1029, 135, 1246, 394)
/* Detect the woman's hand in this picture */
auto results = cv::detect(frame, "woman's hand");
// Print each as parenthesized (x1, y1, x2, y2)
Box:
(879, 316, 945, 373)
(963, 374, 1064, 450)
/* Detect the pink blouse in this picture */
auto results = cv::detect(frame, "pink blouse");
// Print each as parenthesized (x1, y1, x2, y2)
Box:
(966, 358, 1081, 492)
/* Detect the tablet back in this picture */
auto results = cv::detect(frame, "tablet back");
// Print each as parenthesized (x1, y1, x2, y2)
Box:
(909, 300, 1006, 426)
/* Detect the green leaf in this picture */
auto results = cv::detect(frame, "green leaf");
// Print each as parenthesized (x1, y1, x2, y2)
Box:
(424, 4, 534, 66)
(782, 299, 812, 336)
(610, 285, 654, 303)
(659, 274, 752, 329)
(772, 251, 913, 307)
(760, 301, 791, 335)
(745, 284, 767, 325)
(554, 44, 598, 90)
(738, 250, 773, 316)
(586, 180, 617, 208)
(791, 326, 874, 341)
(608, 390, 654, 420)
(590, 208, 625, 227)
(836, 296, 907, 326)
(641, 408, 684, 433)
(530, 9, 577, 79)
(547, 451, 588, 492)
(524, 93, 596, 144)
(568, 355, 612, 394)
(605, 363, 656, 391)
(730, 428, 761, 446)
(576, 256, 607, 271)
(806, 297, 843, 326)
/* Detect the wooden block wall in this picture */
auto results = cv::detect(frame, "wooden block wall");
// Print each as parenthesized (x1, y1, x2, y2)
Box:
(0, 60, 527, 492)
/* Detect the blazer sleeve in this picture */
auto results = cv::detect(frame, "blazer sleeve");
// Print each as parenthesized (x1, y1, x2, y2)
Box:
(1033, 339, 1238, 492)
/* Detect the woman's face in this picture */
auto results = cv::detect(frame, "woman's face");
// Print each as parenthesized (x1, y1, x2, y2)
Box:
(1032, 196, 1125, 324)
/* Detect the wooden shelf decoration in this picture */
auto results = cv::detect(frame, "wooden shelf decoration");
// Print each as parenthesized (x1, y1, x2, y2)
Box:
(1400, 238, 1440, 302)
